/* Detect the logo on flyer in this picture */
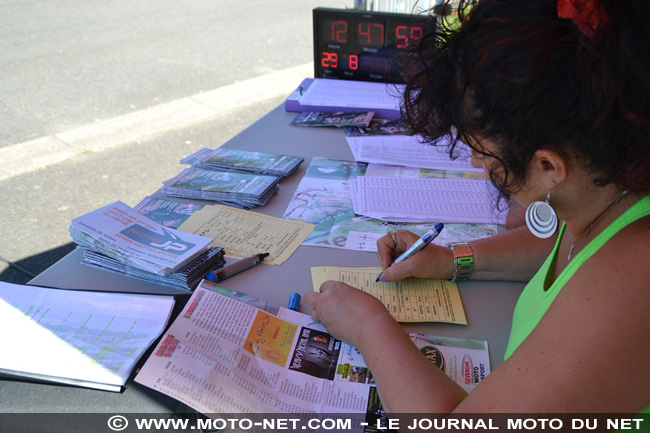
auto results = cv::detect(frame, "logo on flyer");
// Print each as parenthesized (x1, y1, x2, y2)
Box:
(120, 224, 195, 253)
(420, 345, 445, 371)
(463, 354, 473, 385)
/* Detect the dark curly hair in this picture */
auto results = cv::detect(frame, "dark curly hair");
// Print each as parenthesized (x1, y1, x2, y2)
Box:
(401, 0, 650, 197)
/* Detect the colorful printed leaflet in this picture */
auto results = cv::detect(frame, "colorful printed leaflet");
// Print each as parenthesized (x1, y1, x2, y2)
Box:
(162, 167, 279, 209)
(343, 118, 410, 136)
(81, 247, 225, 292)
(181, 147, 304, 178)
(69, 201, 212, 275)
(133, 196, 204, 229)
(134, 282, 489, 417)
(290, 111, 375, 128)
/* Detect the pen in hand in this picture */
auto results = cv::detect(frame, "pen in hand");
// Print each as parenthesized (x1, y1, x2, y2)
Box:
(207, 252, 269, 283)
(376, 223, 444, 282)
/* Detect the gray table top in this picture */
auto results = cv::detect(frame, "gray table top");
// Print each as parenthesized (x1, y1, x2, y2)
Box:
(7, 104, 524, 413)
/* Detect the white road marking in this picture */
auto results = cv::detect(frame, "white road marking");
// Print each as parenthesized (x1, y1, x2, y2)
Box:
(0, 62, 311, 181)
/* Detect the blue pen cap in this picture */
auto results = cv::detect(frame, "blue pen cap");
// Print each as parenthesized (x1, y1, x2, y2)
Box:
(434, 222, 444, 232)
(288, 292, 301, 311)
(205, 272, 217, 283)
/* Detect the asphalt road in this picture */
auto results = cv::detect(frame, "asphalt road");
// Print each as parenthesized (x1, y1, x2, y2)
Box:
(0, 0, 350, 284)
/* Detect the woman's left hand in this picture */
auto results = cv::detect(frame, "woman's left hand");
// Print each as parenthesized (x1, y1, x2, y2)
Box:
(302, 280, 392, 347)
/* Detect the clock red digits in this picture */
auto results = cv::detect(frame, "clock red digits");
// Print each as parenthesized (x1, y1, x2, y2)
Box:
(410, 26, 423, 44)
(359, 22, 384, 47)
(396, 25, 423, 49)
(332, 20, 347, 43)
(349, 55, 358, 71)
(374, 23, 385, 46)
(396, 25, 408, 48)
(321, 52, 339, 68)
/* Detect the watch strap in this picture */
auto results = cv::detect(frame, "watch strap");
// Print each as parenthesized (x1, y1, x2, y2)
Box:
(448, 242, 474, 282)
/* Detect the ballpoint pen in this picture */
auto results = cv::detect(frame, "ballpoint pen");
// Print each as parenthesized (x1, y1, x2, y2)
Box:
(288, 293, 301, 311)
(206, 253, 269, 283)
(376, 223, 444, 282)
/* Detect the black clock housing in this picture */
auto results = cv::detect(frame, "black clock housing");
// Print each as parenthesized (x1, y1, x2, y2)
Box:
(313, 7, 425, 84)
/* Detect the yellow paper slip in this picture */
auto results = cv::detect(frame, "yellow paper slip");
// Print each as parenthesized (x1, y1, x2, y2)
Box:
(310, 266, 467, 325)
(178, 204, 314, 265)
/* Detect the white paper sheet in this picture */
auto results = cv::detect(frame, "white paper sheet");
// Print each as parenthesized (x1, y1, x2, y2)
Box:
(0, 282, 174, 390)
(299, 79, 404, 111)
(347, 134, 483, 172)
(350, 176, 507, 224)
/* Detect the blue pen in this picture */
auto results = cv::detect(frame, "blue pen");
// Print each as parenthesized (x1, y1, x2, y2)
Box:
(288, 293, 301, 311)
(376, 223, 445, 282)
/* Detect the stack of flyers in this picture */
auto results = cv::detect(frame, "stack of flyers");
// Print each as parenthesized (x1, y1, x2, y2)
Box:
(161, 167, 279, 209)
(81, 247, 226, 291)
(69, 201, 213, 276)
(133, 196, 204, 229)
(180, 147, 304, 178)
(289, 111, 375, 128)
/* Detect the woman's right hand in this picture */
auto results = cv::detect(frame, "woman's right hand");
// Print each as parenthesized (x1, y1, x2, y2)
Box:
(376, 230, 456, 282)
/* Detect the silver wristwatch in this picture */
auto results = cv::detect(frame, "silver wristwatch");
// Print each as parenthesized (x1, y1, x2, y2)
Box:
(448, 242, 474, 282)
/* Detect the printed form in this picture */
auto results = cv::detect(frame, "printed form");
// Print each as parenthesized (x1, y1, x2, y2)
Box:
(311, 267, 467, 324)
(179, 204, 315, 265)
(299, 79, 404, 110)
(349, 176, 508, 224)
(346, 134, 483, 172)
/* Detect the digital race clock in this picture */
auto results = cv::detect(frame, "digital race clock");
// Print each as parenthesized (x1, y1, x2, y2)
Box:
(313, 7, 425, 83)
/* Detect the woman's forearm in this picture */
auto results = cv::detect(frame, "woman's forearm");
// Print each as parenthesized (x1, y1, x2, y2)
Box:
(356, 313, 468, 413)
(469, 226, 556, 281)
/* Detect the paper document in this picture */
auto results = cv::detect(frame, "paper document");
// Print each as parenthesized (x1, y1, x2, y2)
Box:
(349, 176, 507, 224)
(0, 282, 174, 392)
(299, 79, 404, 111)
(135, 281, 487, 422)
(311, 267, 467, 324)
(346, 134, 482, 172)
(178, 204, 315, 265)
(282, 157, 498, 252)
(69, 201, 212, 275)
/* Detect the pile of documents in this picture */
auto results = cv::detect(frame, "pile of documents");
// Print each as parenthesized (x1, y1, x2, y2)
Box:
(162, 167, 279, 209)
(81, 246, 225, 291)
(69, 201, 213, 277)
(181, 147, 304, 178)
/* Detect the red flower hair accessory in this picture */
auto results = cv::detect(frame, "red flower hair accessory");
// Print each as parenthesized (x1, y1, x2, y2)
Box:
(557, 0, 608, 38)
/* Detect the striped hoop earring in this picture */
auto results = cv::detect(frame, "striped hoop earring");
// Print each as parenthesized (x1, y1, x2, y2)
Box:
(525, 188, 558, 238)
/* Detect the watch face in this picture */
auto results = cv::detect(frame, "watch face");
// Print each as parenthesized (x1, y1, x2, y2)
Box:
(314, 8, 425, 83)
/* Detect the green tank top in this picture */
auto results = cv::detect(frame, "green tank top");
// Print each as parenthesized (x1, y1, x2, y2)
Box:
(503, 195, 650, 412)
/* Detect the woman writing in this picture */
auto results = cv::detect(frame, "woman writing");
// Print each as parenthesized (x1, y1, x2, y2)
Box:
(304, 0, 650, 412)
